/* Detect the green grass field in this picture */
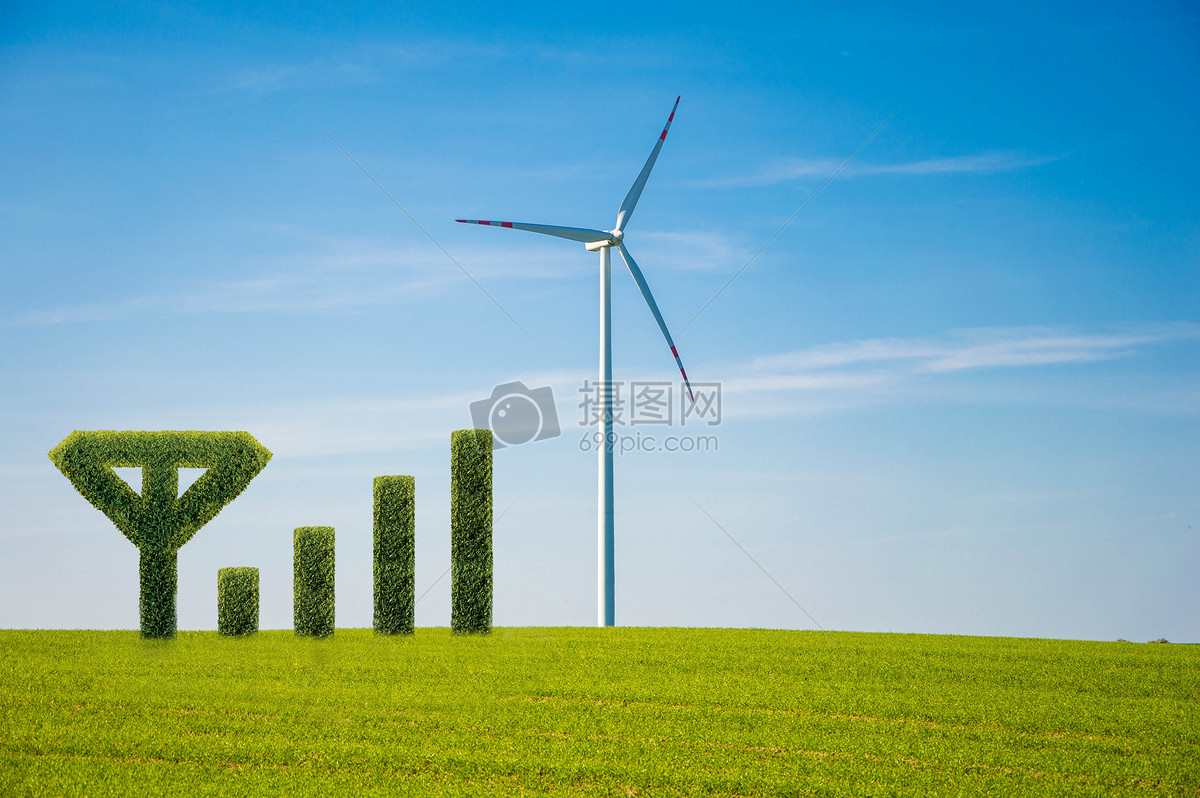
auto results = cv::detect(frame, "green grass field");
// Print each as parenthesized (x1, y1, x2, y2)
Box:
(1, 628, 1196, 796)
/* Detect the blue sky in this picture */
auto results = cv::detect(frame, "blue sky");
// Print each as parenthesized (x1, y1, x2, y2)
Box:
(2, 2, 1197, 640)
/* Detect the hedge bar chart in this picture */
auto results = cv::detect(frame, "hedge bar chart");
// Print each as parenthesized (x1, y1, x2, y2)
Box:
(49, 429, 495, 637)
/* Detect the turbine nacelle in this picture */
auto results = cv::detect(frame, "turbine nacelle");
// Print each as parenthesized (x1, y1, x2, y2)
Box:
(584, 231, 623, 251)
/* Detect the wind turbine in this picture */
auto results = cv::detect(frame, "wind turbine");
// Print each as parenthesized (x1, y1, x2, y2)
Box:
(457, 96, 693, 628)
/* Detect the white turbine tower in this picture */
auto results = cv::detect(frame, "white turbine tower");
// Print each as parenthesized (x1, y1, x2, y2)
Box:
(457, 96, 693, 628)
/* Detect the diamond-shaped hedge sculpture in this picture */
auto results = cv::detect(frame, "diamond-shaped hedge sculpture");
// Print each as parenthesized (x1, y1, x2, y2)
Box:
(49, 431, 272, 638)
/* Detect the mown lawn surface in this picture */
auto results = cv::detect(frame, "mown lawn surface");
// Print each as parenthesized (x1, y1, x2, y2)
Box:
(1, 628, 1196, 796)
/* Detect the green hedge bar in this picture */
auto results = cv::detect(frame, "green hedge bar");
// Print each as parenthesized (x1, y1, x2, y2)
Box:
(451, 430, 493, 634)
(294, 526, 335, 637)
(374, 476, 415, 635)
(217, 567, 259, 636)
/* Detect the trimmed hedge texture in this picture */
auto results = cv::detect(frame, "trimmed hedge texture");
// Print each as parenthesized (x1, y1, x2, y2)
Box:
(373, 476, 415, 635)
(217, 567, 259, 636)
(140, 547, 177, 639)
(294, 526, 335, 637)
(48, 430, 272, 639)
(451, 429, 493, 634)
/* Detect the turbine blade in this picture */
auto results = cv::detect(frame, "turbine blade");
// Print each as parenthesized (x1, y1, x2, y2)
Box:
(614, 96, 679, 234)
(456, 219, 609, 244)
(616, 242, 694, 400)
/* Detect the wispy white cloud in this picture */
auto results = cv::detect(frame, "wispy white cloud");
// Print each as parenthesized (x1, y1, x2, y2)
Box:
(220, 41, 509, 95)
(1, 230, 588, 327)
(747, 326, 1199, 374)
(2, 253, 455, 326)
(220, 39, 621, 96)
(225, 59, 378, 95)
(727, 324, 1200, 417)
(862, 152, 1056, 176)
(633, 230, 747, 272)
(699, 152, 1057, 188)
(723, 372, 890, 393)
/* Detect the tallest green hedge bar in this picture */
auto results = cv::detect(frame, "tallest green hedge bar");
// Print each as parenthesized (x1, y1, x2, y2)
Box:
(451, 429, 493, 634)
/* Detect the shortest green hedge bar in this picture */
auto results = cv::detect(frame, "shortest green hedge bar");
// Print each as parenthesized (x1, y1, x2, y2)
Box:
(217, 567, 259, 636)
(294, 526, 335, 637)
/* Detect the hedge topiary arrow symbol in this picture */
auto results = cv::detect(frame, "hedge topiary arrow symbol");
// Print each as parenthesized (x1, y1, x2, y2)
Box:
(49, 431, 272, 638)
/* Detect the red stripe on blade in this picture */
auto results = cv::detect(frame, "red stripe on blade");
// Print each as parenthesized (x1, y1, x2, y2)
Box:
(501, 221, 512, 228)
(670, 346, 678, 357)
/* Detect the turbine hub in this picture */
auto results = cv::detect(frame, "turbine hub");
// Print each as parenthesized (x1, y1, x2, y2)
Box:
(584, 230, 623, 251)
